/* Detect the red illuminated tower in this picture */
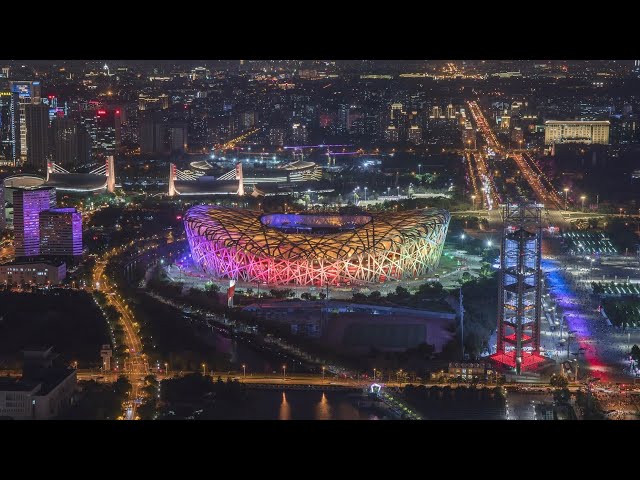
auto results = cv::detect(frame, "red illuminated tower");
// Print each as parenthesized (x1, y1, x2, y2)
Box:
(491, 204, 546, 374)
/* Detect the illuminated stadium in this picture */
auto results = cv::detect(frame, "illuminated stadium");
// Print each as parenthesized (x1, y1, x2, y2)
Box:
(44, 158, 115, 193)
(184, 205, 450, 286)
(169, 160, 322, 196)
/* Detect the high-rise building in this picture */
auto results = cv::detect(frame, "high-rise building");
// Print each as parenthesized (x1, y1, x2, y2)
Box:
(337, 104, 349, 134)
(25, 103, 49, 168)
(431, 105, 443, 119)
(385, 124, 399, 143)
(52, 117, 78, 166)
(0, 91, 20, 165)
(390, 103, 403, 120)
(139, 111, 167, 154)
(94, 108, 119, 153)
(269, 127, 285, 146)
(291, 123, 307, 145)
(408, 125, 423, 145)
(39, 208, 83, 258)
(0, 182, 4, 230)
(501, 114, 511, 130)
(166, 123, 188, 153)
(240, 111, 256, 130)
(446, 104, 455, 120)
(511, 127, 524, 147)
(544, 120, 610, 145)
(13, 187, 56, 258)
(9, 80, 41, 162)
(77, 125, 92, 164)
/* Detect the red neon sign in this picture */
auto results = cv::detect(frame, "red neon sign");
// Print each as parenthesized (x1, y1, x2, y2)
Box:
(97, 110, 107, 115)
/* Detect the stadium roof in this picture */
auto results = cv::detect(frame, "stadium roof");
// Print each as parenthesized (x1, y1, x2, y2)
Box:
(44, 173, 107, 192)
(173, 178, 240, 195)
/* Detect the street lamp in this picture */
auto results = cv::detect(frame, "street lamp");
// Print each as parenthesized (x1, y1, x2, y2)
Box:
(373, 368, 377, 381)
(397, 186, 400, 197)
(282, 365, 287, 380)
(322, 366, 326, 381)
(364, 187, 368, 202)
(242, 364, 246, 378)
(471, 194, 476, 211)
(165, 362, 169, 376)
(563, 188, 569, 211)
(418, 164, 422, 175)
(202, 363, 206, 377)
(580, 195, 586, 212)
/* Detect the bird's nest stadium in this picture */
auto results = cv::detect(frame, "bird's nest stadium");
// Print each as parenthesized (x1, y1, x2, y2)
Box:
(184, 205, 450, 286)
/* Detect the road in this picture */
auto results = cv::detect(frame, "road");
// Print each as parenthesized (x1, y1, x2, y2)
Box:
(217, 127, 261, 151)
(467, 100, 565, 213)
(77, 369, 408, 387)
(93, 250, 148, 420)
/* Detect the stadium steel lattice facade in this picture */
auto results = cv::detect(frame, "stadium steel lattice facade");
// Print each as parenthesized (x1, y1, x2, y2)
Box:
(184, 205, 450, 286)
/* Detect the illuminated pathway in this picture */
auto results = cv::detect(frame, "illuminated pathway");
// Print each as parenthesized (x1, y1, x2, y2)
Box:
(93, 250, 148, 420)
(471, 151, 500, 209)
(218, 127, 261, 151)
(464, 152, 480, 199)
(541, 258, 640, 382)
(467, 100, 564, 210)
(511, 152, 564, 208)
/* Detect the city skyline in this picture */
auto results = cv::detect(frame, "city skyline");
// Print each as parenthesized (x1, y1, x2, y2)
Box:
(0, 58, 639, 421)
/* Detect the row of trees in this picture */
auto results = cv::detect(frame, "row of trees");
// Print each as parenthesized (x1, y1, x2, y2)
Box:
(351, 283, 454, 313)
(601, 297, 640, 328)
(60, 376, 131, 420)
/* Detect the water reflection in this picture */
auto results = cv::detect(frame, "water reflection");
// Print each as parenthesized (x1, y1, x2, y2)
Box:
(315, 392, 332, 420)
(279, 392, 292, 420)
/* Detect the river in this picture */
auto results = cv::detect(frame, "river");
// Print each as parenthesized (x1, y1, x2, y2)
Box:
(229, 389, 380, 420)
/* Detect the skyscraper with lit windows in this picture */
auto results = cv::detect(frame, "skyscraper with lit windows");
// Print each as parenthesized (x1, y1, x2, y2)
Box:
(0, 91, 19, 165)
(13, 187, 56, 258)
(39, 208, 83, 258)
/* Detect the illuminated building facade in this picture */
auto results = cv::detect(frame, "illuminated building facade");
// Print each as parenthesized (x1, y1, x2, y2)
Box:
(9, 80, 41, 161)
(291, 123, 308, 145)
(0, 91, 20, 165)
(39, 208, 83, 258)
(491, 204, 546, 374)
(0, 260, 66, 286)
(184, 206, 450, 286)
(408, 125, 423, 144)
(544, 120, 610, 145)
(269, 127, 285, 146)
(138, 94, 169, 111)
(13, 187, 56, 258)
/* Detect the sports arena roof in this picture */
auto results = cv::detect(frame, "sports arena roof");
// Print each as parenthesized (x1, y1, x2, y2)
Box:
(44, 173, 108, 192)
(173, 177, 241, 195)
